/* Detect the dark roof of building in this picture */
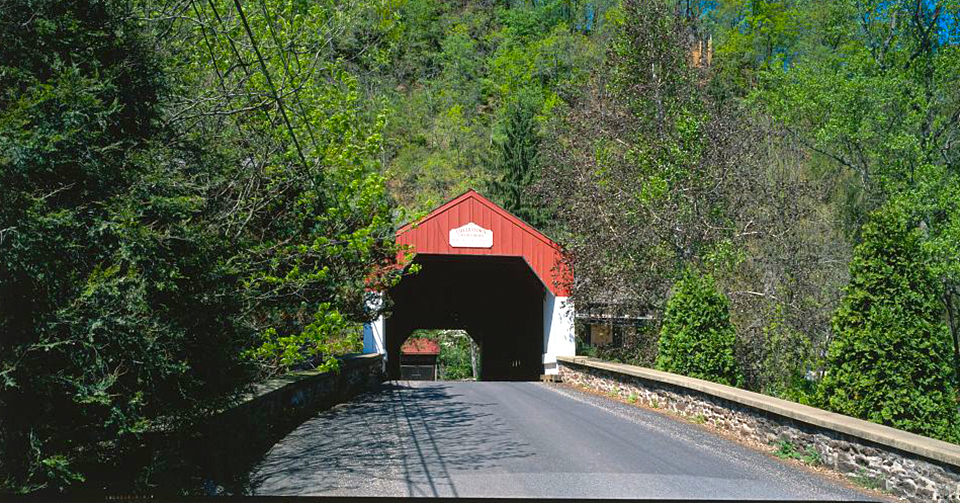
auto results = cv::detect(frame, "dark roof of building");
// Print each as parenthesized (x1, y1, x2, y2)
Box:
(401, 338, 441, 356)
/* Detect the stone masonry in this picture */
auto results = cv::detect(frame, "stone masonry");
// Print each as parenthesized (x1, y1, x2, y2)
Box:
(558, 357, 960, 502)
(192, 354, 385, 490)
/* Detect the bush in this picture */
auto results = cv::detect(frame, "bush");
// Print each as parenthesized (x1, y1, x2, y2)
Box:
(656, 269, 742, 386)
(0, 0, 401, 492)
(818, 203, 960, 443)
(0, 1, 255, 491)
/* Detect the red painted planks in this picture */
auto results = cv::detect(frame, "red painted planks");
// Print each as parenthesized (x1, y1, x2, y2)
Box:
(395, 190, 568, 295)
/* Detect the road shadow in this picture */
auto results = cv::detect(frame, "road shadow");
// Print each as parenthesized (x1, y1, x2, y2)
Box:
(247, 381, 536, 496)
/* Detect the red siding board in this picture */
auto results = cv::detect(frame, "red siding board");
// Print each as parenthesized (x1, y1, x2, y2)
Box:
(396, 190, 571, 296)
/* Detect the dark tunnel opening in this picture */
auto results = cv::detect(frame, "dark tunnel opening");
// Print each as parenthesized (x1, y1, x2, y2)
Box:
(385, 254, 544, 381)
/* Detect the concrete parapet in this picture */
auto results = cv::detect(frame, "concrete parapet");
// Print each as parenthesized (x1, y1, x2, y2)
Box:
(557, 355, 960, 502)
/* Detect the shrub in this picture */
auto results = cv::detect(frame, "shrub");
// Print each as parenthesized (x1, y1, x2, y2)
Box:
(818, 203, 960, 443)
(656, 269, 742, 386)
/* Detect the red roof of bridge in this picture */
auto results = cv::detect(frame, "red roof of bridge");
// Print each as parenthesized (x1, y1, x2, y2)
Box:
(397, 189, 571, 296)
(401, 338, 441, 355)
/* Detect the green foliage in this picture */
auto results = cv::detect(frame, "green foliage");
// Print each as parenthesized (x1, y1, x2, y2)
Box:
(849, 469, 886, 492)
(656, 270, 743, 387)
(436, 332, 479, 381)
(4, 0, 960, 493)
(165, 0, 408, 376)
(708, 0, 801, 91)
(818, 202, 960, 443)
(0, 0, 404, 493)
(486, 90, 550, 228)
(774, 441, 821, 466)
(246, 304, 361, 372)
(577, 323, 657, 367)
(347, 0, 610, 213)
(408, 330, 478, 380)
(539, 0, 775, 366)
(708, 0, 960, 397)
(740, 0, 960, 231)
(0, 0, 241, 491)
(760, 305, 815, 401)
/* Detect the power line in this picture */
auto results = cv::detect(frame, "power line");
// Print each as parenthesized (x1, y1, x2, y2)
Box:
(190, 0, 250, 138)
(255, 0, 320, 152)
(201, 0, 279, 138)
(231, 0, 312, 180)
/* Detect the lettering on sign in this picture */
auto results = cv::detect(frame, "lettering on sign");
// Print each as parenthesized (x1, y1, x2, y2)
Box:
(449, 222, 493, 248)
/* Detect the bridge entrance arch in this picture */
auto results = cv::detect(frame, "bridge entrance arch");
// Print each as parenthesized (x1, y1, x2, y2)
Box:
(388, 254, 544, 380)
(363, 190, 575, 380)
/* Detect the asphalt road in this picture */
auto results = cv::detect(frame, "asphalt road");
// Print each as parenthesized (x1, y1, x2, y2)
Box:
(248, 381, 877, 499)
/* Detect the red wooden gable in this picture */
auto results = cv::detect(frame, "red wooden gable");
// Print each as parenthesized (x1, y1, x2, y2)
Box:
(397, 190, 571, 296)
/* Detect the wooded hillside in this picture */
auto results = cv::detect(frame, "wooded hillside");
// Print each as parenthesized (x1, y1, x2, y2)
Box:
(1, 0, 958, 493)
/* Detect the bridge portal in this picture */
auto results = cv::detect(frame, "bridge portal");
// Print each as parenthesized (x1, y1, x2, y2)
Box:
(363, 190, 575, 380)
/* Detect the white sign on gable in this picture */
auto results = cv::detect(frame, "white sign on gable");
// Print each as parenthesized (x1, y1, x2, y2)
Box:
(449, 222, 493, 248)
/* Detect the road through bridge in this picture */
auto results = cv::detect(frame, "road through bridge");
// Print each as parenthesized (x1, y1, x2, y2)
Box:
(248, 381, 879, 500)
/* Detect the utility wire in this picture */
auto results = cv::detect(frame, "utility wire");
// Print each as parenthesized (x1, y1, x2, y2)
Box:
(203, 0, 279, 136)
(231, 0, 312, 180)
(190, 0, 271, 239)
(255, 0, 320, 151)
(190, 0, 250, 139)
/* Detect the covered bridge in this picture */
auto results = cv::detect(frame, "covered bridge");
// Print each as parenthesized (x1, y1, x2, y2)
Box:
(362, 190, 575, 380)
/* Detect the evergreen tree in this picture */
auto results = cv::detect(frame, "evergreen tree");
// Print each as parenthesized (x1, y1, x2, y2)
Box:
(486, 93, 549, 229)
(818, 203, 960, 442)
(656, 269, 742, 386)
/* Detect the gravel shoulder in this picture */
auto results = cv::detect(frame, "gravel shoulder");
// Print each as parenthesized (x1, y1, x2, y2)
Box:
(549, 382, 898, 502)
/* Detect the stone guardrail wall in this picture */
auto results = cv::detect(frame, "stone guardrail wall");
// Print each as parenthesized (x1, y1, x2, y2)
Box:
(558, 356, 960, 502)
(162, 353, 384, 493)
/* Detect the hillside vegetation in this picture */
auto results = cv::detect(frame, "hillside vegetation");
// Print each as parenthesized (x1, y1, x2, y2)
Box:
(1, 0, 959, 493)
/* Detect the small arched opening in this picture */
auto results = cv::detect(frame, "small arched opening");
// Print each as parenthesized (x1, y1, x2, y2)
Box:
(400, 329, 480, 381)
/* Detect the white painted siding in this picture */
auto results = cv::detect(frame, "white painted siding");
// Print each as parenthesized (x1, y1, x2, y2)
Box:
(542, 293, 575, 374)
(361, 316, 385, 355)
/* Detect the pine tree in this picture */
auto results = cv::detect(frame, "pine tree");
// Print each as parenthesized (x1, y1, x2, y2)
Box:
(656, 269, 742, 386)
(486, 93, 548, 229)
(818, 203, 960, 443)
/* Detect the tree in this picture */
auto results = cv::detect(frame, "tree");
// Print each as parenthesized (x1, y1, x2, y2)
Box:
(164, 0, 406, 376)
(436, 331, 480, 381)
(486, 91, 549, 228)
(0, 0, 405, 492)
(818, 202, 960, 443)
(407, 330, 478, 380)
(656, 270, 743, 387)
(0, 0, 253, 491)
(707, 0, 801, 92)
(744, 0, 960, 376)
(536, 0, 805, 365)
